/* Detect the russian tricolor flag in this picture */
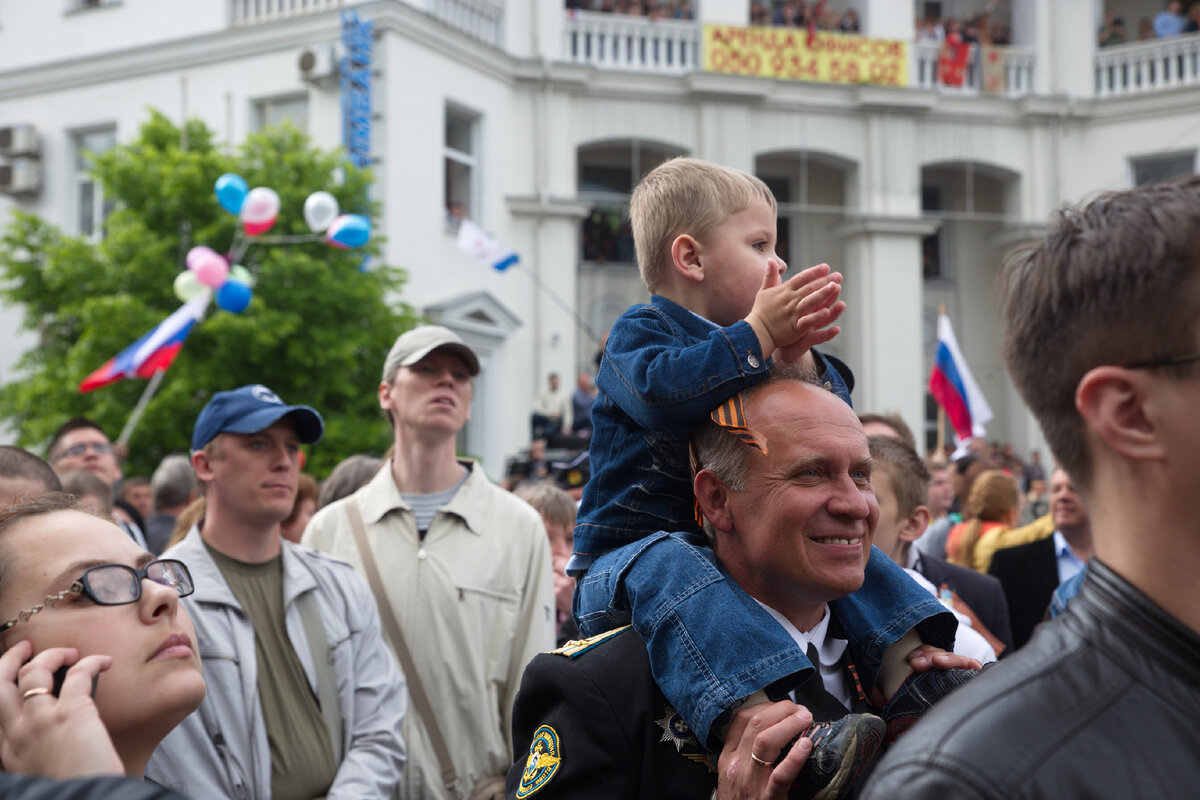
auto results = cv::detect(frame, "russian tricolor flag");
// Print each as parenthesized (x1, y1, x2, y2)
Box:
(79, 293, 210, 393)
(456, 218, 519, 272)
(928, 313, 993, 444)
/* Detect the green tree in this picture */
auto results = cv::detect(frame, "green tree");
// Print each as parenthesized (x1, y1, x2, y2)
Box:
(0, 110, 419, 477)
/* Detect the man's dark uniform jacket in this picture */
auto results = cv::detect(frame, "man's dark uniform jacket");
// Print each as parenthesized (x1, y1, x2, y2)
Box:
(915, 552, 1014, 653)
(861, 559, 1200, 799)
(987, 536, 1058, 649)
(508, 624, 873, 800)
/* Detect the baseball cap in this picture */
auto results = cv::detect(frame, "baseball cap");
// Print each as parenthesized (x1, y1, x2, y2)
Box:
(191, 384, 324, 451)
(382, 325, 480, 382)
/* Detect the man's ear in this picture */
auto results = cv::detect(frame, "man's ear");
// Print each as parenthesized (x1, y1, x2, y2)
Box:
(1076, 366, 1165, 462)
(694, 469, 735, 534)
(670, 233, 704, 284)
(898, 504, 931, 544)
(191, 449, 214, 482)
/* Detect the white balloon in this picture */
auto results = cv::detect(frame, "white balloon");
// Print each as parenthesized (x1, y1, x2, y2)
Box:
(303, 191, 340, 233)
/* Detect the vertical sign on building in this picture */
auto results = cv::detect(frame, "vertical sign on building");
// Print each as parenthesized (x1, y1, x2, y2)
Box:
(341, 11, 373, 171)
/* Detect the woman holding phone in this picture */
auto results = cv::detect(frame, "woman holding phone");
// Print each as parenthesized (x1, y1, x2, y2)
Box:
(0, 493, 205, 783)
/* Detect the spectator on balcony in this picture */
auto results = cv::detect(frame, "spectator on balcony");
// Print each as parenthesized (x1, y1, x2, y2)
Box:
(1099, 12, 1127, 46)
(773, 1, 803, 26)
(916, 16, 945, 42)
(750, 2, 770, 26)
(1154, 0, 1184, 37)
(839, 9, 860, 33)
(1185, 4, 1200, 33)
(674, 0, 694, 20)
(1138, 16, 1155, 40)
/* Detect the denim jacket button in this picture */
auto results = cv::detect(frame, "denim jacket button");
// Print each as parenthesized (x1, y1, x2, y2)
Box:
(747, 354, 760, 369)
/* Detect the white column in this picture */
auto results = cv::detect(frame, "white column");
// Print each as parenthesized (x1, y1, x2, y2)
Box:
(857, 0, 915, 41)
(837, 216, 938, 446)
(698, 0, 747, 25)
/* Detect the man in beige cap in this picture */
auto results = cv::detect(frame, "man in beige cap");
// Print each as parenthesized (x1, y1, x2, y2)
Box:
(305, 325, 555, 800)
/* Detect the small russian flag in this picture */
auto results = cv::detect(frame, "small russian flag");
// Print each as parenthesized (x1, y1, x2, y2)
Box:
(928, 313, 993, 444)
(79, 293, 210, 393)
(456, 218, 519, 272)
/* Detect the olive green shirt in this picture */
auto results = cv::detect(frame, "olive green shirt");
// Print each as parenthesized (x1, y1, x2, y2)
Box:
(207, 544, 337, 800)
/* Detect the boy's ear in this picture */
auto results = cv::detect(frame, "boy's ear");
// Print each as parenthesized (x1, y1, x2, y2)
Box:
(899, 505, 931, 544)
(670, 233, 705, 284)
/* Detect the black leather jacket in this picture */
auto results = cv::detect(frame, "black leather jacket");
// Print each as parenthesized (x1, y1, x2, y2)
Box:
(862, 559, 1200, 799)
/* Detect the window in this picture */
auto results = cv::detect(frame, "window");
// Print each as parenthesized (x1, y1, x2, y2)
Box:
(1132, 151, 1196, 186)
(445, 105, 479, 225)
(576, 140, 683, 264)
(254, 95, 309, 134)
(72, 127, 115, 238)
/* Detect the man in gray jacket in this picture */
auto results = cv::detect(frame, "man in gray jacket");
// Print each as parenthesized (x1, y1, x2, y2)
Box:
(147, 385, 407, 798)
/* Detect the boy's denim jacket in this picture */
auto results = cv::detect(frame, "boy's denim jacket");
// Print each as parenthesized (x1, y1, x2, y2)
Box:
(573, 294, 853, 565)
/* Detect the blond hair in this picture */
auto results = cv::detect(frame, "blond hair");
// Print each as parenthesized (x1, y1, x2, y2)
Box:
(630, 157, 776, 291)
(951, 470, 1019, 569)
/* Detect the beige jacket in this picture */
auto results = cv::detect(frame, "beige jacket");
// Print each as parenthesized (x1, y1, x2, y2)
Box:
(304, 461, 555, 800)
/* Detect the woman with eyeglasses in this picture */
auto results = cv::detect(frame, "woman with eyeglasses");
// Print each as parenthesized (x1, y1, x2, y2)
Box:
(0, 493, 204, 791)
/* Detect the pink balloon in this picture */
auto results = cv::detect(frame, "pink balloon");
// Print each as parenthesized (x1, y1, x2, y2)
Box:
(241, 187, 281, 236)
(193, 251, 230, 288)
(186, 246, 216, 272)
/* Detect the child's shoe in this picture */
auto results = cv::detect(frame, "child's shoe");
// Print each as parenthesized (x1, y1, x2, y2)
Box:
(880, 667, 979, 743)
(787, 713, 886, 800)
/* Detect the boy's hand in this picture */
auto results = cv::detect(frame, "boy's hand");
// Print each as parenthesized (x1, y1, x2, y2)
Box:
(745, 263, 844, 361)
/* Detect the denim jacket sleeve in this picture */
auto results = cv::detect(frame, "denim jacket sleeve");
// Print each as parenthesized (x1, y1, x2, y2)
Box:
(599, 302, 769, 436)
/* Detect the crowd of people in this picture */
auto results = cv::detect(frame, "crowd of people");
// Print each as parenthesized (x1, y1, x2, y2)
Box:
(565, 0, 696, 20)
(0, 157, 1197, 798)
(1099, 1, 1200, 47)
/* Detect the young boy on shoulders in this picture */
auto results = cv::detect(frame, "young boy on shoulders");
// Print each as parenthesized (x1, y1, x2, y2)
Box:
(571, 158, 969, 797)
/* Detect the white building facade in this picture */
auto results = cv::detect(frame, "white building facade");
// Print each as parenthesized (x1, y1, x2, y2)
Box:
(2, 0, 1198, 475)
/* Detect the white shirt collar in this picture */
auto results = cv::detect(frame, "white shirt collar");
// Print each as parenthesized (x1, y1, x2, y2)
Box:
(755, 601, 852, 711)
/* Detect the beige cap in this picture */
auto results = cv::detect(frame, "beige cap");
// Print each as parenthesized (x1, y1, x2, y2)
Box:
(382, 325, 480, 382)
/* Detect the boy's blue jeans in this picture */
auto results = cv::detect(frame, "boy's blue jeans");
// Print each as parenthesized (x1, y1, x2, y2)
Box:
(574, 530, 957, 749)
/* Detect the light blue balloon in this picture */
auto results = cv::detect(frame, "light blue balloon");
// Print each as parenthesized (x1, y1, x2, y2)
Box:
(214, 173, 249, 215)
(325, 214, 371, 249)
(216, 279, 253, 314)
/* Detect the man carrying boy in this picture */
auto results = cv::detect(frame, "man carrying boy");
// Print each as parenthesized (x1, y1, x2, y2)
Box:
(569, 158, 964, 796)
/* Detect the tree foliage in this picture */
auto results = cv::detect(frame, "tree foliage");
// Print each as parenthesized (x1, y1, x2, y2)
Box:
(0, 110, 418, 477)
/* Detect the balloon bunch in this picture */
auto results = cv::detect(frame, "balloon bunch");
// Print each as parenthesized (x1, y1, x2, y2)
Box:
(172, 173, 373, 313)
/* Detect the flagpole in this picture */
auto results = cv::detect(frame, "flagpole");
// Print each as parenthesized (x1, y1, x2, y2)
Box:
(116, 368, 167, 448)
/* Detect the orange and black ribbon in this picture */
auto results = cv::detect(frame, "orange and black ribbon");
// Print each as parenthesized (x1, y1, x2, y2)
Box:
(689, 392, 768, 528)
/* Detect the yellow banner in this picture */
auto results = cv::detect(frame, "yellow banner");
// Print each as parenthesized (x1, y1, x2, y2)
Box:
(703, 24, 908, 87)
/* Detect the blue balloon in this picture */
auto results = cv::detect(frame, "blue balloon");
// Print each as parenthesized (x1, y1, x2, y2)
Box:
(325, 214, 371, 249)
(214, 173, 249, 215)
(216, 279, 253, 314)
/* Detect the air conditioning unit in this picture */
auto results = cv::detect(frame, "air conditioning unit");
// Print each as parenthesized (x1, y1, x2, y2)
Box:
(298, 45, 338, 84)
(0, 124, 40, 158)
(0, 158, 42, 196)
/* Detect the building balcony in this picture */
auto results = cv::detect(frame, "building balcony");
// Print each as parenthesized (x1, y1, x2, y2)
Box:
(1094, 34, 1200, 97)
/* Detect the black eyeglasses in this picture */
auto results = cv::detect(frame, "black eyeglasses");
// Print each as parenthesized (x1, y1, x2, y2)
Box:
(1124, 352, 1200, 370)
(0, 559, 194, 632)
(56, 441, 114, 459)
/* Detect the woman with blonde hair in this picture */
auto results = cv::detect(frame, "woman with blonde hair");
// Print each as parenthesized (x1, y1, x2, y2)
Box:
(946, 470, 1021, 573)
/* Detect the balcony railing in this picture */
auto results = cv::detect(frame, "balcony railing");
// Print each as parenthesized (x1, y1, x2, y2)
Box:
(230, 0, 346, 26)
(1095, 35, 1200, 97)
(563, 10, 700, 74)
(911, 41, 1035, 96)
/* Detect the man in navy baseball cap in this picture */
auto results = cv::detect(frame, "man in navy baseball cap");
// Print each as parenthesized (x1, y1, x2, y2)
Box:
(190, 384, 324, 452)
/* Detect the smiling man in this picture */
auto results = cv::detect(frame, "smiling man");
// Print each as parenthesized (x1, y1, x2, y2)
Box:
(305, 326, 555, 800)
(506, 370, 977, 800)
(147, 385, 407, 799)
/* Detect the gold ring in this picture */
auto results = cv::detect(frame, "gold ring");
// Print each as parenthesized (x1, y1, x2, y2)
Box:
(750, 752, 772, 768)
(21, 687, 52, 701)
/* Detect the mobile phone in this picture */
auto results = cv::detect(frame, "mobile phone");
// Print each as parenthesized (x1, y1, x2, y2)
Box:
(51, 665, 98, 698)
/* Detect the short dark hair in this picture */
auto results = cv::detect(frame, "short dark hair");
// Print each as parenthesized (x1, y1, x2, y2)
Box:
(47, 417, 110, 462)
(1001, 175, 1200, 491)
(59, 470, 114, 516)
(858, 412, 917, 451)
(0, 446, 62, 496)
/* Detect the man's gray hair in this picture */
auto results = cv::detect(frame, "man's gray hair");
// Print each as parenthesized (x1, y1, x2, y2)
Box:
(691, 363, 824, 542)
(151, 454, 198, 510)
